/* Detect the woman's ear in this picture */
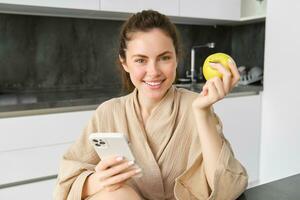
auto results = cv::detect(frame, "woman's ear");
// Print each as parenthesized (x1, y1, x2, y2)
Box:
(119, 55, 129, 72)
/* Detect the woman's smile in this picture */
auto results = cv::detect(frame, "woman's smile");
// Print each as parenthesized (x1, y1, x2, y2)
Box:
(143, 80, 165, 89)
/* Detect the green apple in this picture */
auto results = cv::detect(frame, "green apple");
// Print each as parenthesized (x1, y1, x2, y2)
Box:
(202, 53, 232, 80)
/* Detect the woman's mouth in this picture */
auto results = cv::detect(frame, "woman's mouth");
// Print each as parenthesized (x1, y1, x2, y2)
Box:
(143, 80, 164, 89)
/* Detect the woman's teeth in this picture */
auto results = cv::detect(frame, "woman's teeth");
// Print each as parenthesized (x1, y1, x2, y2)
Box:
(145, 81, 162, 86)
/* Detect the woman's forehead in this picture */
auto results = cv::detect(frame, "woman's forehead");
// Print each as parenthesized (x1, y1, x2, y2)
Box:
(126, 29, 175, 56)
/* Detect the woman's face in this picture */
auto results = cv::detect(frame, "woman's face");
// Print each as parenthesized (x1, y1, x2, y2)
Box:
(120, 28, 177, 102)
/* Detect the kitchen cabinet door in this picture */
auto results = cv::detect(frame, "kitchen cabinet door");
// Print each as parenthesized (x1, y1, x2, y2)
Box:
(0, 0, 99, 10)
(0, 110, 93, 185)
(100, 0, 179, 16)
(179, 0, 240, 20)
(0, 143, 68, 185)
(214, 94, 261, 187)
(0, 110, 93, 152)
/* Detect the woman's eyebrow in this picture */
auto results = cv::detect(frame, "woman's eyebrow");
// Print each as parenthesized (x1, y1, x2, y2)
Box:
(131, 54, 148, 58)
(158, 51, 172, 56)
(131, 51, 172, 58)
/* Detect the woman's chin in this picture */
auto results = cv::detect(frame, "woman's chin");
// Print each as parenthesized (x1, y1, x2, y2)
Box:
(137, 81, 172, 101)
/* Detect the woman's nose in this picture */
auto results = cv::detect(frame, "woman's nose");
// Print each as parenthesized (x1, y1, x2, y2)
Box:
(147, 61, 161, 75)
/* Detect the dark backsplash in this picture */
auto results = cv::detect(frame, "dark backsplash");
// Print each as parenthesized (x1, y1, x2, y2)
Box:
(231, 23, 265, 70)
(0, 13, 265, 93)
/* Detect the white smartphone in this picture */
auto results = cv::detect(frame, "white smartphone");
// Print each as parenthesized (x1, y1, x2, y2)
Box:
(89, 132, 135, 161)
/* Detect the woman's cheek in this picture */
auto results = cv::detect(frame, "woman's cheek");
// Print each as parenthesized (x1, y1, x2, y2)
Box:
(165, 63, 177, 78)
(132, 67, 146, 81)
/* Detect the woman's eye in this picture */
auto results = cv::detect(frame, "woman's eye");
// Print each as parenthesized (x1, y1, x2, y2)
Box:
(135, 59, 145, 63)
(160, 55, 171, 61)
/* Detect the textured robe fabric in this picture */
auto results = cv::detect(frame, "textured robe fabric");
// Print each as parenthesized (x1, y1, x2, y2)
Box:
(53, 86, 248, 200)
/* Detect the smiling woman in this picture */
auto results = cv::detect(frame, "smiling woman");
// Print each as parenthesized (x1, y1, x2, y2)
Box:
(117, 11, 182, 94)
(119, 29, 177, 103)
(54, 10, 248, 200)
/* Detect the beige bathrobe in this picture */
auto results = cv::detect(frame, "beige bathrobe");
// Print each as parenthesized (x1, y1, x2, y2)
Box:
(54, 86, 248, 200)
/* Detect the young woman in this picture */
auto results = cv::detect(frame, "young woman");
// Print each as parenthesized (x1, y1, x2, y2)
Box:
(54, 10, 248, 200)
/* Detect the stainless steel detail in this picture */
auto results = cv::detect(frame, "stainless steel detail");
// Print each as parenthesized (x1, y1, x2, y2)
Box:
(188, 42, 215, 83)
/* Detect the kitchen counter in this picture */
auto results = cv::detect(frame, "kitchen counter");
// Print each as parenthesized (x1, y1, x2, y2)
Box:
(0, 84, 263, 118)
(237, 173, 300, 200)
(174, 83, 263, 97)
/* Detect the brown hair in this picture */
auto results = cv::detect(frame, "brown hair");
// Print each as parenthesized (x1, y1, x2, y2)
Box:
(117, 10, 182, 93)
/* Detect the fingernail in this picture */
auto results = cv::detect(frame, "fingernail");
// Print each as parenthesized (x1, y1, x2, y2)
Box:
(209, 62, 217, 68)
(135, 168, 142, 173)
(116, 156, 123, 161)
(128, 161, 135, 166)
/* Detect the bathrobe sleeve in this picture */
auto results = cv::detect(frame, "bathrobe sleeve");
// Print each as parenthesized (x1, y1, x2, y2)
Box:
(174, 112, 248, 200)
(53, 103, 112, 200)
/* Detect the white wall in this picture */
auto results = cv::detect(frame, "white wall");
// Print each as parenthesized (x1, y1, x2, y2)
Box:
(260, 0, 300, 184)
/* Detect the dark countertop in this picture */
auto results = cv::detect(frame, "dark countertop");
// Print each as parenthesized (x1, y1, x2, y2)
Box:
(237, 173, 300, 200)
(0, 84, 263, 118)
(173, 83, 263, 96)
(0, 88, 122, 112)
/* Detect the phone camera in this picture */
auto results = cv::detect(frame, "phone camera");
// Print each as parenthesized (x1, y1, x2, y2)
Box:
(92, 138, 107, 148)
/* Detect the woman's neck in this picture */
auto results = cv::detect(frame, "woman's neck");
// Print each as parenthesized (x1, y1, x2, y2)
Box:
(137, 92, 162, 124)
(138, 93, 159, 116)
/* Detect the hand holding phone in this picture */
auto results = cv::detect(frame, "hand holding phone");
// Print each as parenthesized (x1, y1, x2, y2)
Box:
(82, 155, 142, 197)
(83, 133, 142, 197)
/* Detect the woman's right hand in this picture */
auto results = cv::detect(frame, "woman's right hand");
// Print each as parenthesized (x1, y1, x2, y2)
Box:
(82, 156, 141, 198)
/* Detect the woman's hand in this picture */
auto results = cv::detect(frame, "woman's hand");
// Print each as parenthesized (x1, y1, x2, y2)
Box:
(82, 156, 141, 198)
(192, 59, 240, 112)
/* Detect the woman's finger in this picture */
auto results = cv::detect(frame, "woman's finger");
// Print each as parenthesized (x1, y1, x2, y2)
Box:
(101, 168, 141, 188)
(227, 58, 240, 88)
(211, 77, 226, 98)
(98, 160, 135, 181)
(207, 80, 219, 103)
(201, 83, 209, 96)
(95, 156, 125, 171)
(209, 62, 231, 93)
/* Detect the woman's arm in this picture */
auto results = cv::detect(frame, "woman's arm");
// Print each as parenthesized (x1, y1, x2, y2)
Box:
(191, 58, 240, 190)
(192, 107, 222, 190)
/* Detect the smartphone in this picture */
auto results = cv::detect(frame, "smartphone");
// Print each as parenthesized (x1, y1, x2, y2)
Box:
(89, 132, 135, 161)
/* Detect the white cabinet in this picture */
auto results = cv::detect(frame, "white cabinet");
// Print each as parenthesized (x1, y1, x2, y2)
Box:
(0, 0, 266, 24)
(100, 0, 179, 16)
(214, 94, 261, 187)
(241, 0, 267, 20)
(0, 110, 93, 185)
(179, 0, 240, 20)
(0, 143, 68, 184)
(0, 111, 93, 151)
(0, 0, 99, 10)
(0, 179, 56, 200)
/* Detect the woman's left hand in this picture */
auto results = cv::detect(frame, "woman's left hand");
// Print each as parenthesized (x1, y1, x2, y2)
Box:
(192, 58, 240, 112)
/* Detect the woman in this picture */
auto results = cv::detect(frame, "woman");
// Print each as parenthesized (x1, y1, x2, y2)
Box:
(54, 10, 248, 200)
